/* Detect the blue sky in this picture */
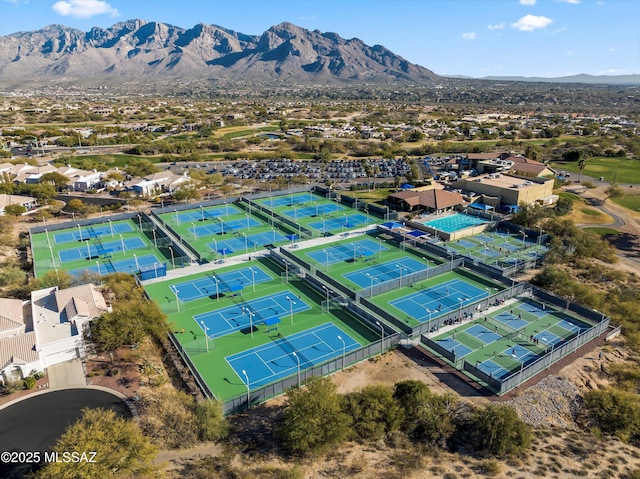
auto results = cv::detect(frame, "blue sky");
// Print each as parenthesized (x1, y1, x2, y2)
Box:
(0, 0, 638, 77)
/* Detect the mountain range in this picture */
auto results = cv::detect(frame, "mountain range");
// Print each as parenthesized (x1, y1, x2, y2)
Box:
(0, 20, 437, 85)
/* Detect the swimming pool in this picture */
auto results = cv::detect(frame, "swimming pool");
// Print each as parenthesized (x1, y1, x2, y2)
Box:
(424, 213, 489, 233)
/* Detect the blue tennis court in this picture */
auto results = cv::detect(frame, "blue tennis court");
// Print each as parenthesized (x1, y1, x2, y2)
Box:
(194, 290, 310, 338)
(506, 344, 539, 365)
(227, 322, 360, 389)
(457, 239, 478, 249)
(189, 217, 261, 237)
(174, 204, 240, 224)
(70, 254, 162, 276)
(308, 213, 369, 232)
(257, 193, 315, 209)
(390, 279, 488, 321)
(518, 302, 548, 318)
(171, 266, 273, 303)
(343, 257, 428, 289)
(207, 231, 288, 256)
(534, 330, 563, 348)
(58, 237, 146, 263)
(306, 239, 387, 265)
(282, 202, 345, 220)
(556, 319, 584, 335)
(172, 266, 272, 303)
(53, 223, 133, 244)
(476, 359, 512, 380)
(465, 324, 502, 344)
(434, 337, 473, 358)
(494, 312, 529, 331)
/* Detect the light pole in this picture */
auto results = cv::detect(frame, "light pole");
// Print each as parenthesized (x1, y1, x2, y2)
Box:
(449, 250, 455, 271)
(395, 263, 406, 288)
(119, 234, 125, 253)
(292, 351, 301, 387)
(133, 253, 140, 271)
(200, 320, 210, 353)
(285, 261, 289, 283)
(77, 224, 82, 241)
(242, 233, 248, 254)
(96, 261, 101, 278)
(378, 237, 383, 258)
(337, 335, 346, 370)
(174, 209, 179, 225)
(246, 309, 255, 339)
(365, 273, 377, 298)
(375, 321, 385, 345)
(520, 230, 527, 249)
(218, 217, 224, 235)
(242, 369, 250, 408)
(457, 297, 466, 319)
(191, 222, 197, 241)
(245, 213, 250, 231)
(250, 267, 256, 292)
(322, 285, 331, 304)
(85, 240, 91, 259)
(108, 218, 114, 237)
(286, 296, 296, 325)
(200, 205, 205, 221)
(425, 308, 433, 332)
(168, 246, 176, 269)
(210, 238, 218, 262)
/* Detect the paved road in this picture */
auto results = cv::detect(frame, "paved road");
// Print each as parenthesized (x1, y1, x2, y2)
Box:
(0, 389, 131, 479)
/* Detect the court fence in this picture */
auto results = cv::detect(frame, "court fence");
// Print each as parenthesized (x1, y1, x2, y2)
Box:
(166, 331, 216, 400)
(221, 333, 400, 415)
(420, 286, 611, 395)
(312, 185, 397, 221)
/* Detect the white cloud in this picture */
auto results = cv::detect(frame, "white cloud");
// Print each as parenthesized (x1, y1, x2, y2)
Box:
(566, 50, 574, 56)
(608, 47, 615, 52)
(511, 15, 553, 31)
(556, 0, 581, 4)
(52, 0, 119, 19)
(519, 0, 537, 5)
(462, 32, 476, 40)
(598, 68, 627, 75)
(488, 23, 505, 30)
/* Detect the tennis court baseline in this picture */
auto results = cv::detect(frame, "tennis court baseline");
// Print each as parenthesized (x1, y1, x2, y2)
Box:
(308, 213, 369, 232)
(464, 324, 502, 344)
(172, 266, 272, 303)
(390, 279, 488, 321)
(256, 193, 315, 209)
(282, 202, 345, 220)
(434, 337, 473, 357)
(193, 290, 310, 338)
(494, 312, 529, 331)
(226, 322, 360, 389)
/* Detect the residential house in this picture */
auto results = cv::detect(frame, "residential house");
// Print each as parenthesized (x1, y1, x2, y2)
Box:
(388, 188, 465, 214)
(0, 193, 38, 215)
(131, 171, 193, 197)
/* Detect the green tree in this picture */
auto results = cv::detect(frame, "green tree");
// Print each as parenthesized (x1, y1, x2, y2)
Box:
(40, 172, 70, 191)
(92, 299, 168, 351)
(34, 408, 157, 479)
(172, 183, 200, 204)
(194, 399, 229, 442)
(470, 404, 532, 457)
(277, 377, 352, 456)
(524, 144, 541, 161)
(65, 198, 88, 214)
(553, 196, 574, 216)
(3, 204, 26, 217)
(344, 385, 403, 441)
(393, 380, 456, 446)
(584, 388, 640, 444)
(603, 184, 625, 203)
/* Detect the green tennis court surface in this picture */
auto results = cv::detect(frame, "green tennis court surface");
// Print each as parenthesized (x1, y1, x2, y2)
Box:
(31, 218, 170, 278)
(427, 297, 596, 384)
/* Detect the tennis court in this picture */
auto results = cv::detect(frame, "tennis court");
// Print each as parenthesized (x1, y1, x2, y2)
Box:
(390, 278, 488, 321)
(70, 253, 163, 276)
(189, 217, 261, 237)
(207, 230, 288, 256)
(173, 204, 241, 224)
(282, 202, 345, 220)
(433, 337, 473, 358)
(256, 192, 315, 209)
(226, 322, 360, 389)
(58, 237, 145, 263)
(193, 290, 310, 338)
(343, 257, 428, 289)
(308, 213, 369, 232)
(171, 266, 273, 303)
(53, 222, 133, 244)
(306, 238, 387, 265)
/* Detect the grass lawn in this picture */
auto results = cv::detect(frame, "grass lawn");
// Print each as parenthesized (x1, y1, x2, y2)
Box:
(347, 188, 396, 203)
(557, 191, 583, 203)
(611, 193, 640, 214)
(583, 227, 620, 236)
(549, 157, 640, 184)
